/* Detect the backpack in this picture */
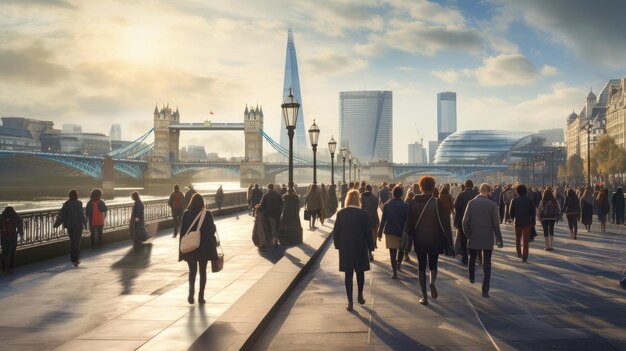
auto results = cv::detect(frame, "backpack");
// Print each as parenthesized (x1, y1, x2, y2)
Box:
(542, 200, 559, 218)
(0, 216, 17, 236)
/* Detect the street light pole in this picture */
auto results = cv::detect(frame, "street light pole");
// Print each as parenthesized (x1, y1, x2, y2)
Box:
(327, 136, 338, 215)
(341, 145, 347, 184)
(585, 121, 592, 188)
(328, 137, 336, 186)
(348, 151, 352, 183)
(308, 120, 320, 184)
(279, 88, 302, 244)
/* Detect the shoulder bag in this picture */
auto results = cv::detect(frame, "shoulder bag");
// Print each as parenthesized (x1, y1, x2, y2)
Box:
(180, 210, 206, 254)
(211, 231, 224, 272)
(401, 197, 433, 251)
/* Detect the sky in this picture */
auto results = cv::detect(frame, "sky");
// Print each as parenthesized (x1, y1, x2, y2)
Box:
(1, 0, 625, 162)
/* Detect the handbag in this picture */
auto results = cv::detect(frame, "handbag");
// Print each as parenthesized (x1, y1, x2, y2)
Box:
(212, 231, 224, 273)
(529, 225, 537, 242)
(304, 209, 311, 221)
(180, 210, 207, 254)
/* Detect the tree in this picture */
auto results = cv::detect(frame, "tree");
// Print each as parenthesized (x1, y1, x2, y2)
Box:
(567, 154, 585, 183)
(591, 135, 619, 180)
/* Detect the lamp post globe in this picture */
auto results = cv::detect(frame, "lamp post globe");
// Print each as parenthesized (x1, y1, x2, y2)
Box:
(279, 87, 302, 245)
(308, 120, 320, 184)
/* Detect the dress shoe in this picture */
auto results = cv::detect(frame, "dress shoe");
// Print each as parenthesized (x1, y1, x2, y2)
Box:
(419, 297, 429, 306)
(358, 295, 366, 305)
(346, 302, 353, 312)
(430, 284, 438, 299)
(188, 290, 195, 304)
(198, 293, 206, 305)
(396, 263, 402, 272)
(391, 272, 398, 279)
(482, 292, 490, 298)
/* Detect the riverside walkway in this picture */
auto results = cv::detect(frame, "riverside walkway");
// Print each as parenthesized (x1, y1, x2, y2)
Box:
(1, 210, 625, 350)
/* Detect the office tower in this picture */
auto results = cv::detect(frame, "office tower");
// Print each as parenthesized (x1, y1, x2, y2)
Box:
(408, 142, 426, 164)
(62, 124, 82, 134)
(110, 124, 122, 141)
(429, 140, 440, 164)
(339, 91, 392, 162)
(279, 28, 307, 156)
(437, 92, 457, 142)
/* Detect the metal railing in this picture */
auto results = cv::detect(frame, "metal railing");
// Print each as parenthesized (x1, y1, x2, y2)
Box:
(16, 191, 247, 248)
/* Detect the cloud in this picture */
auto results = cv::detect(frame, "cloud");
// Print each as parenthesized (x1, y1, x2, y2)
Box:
(306, 51, 367, 75)
(497, 0, 626, 68)
(466, 54, 560, 86)
(541, 64, 558, 76)
(432, 69, 460, 84)
(0, 42, 70, 85)
(0, 0, 76, 9)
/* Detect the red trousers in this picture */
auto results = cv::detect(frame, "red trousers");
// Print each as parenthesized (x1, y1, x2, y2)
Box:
(514, 225, 531, 262)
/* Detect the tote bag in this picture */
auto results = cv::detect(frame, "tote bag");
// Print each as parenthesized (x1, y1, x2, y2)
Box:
(180, 210, 206, 254)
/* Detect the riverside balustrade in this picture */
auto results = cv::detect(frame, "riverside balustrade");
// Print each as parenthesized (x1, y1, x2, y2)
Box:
(15, 191, 247, 248)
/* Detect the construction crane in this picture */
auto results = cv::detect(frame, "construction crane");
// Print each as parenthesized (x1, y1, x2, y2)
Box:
(414, 124, 424, 146)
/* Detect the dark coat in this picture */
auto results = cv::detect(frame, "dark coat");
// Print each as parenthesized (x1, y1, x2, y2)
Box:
(509, 195, 535, 228)
(462, 195, 503, 250)
(405, 194, 453, 254)
(249, 188, 263, 207)
(259, 189, 283, 220)
(563, 194, 581, 214)
(532, 190, 542, 208)
(179, 209, 218, 262)
(377, 198, 408, 237)
(60, 199, 86, 231)
(215, 187, 225, 206)
(379, 187, 390, 205)
(360, 191, 379, 228)
(333, 207, 374, 272)
(131, 200, 144, 221)
(184, 189, 197, 207)
(612, 191, 625, 211)
(0, 208, 23, 236)
(454, 188, 478, 229)
(581, 196, 594, 225)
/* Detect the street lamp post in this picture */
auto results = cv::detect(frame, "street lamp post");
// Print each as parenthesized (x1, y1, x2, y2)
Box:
(341, 145, 347, 184)
(584, 121, 592, 188)
(279, 88, 303, 245)
(308, 120, 320, 184)
(541, 153, 545, 187)
(348, 151, 353, 183)
(549, 150, 555, 187)
(328, 137, 337, 186)
(353, 158, 358, 182)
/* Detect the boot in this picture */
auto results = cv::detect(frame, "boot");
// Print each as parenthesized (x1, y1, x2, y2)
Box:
(430, 269, 438, 299)
(198, 292, 205, 305)
(418, 271, 428, 305)
(188, 288, 195, 304)
(482, 263, 492, 298)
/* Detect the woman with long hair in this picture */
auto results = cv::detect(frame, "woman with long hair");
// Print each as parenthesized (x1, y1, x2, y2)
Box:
(179, 193, 218, 304)
(612, 187, 625, 225)
(596, 188, 610, 232)
(563, 188, 581, 239)
(86, 188, 108, 248)
(130, 192, 147, 247)
(537, 189, 560, 251)
(305, 184, 324, 229)
(377, 186, 408, 278)
(333, 189, 374, 312)
(580, 188, 594, 232)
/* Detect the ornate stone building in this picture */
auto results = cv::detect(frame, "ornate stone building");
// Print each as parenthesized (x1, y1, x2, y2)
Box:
(606, 79, 626, 149)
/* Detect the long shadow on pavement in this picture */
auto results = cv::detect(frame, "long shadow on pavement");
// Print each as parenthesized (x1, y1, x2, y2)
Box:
(110, 242, 153, 295)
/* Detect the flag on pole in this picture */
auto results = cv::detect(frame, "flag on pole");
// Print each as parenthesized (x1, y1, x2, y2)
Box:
(210, 111, 214, 115)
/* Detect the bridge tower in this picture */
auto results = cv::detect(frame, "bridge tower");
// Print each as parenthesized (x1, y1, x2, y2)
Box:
(240, 104, 266, 187)
(145, 104, 180, 182)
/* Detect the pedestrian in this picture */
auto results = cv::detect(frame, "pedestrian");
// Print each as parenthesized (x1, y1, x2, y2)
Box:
(361, 184, 380, 261)
(60, 189, 87, 267)
(130, 191, 147, 248)
(596, 188, 610, 232)
(321, 183, 328, 209)
(258, 183, 282, 247)
(377, 185, 408, 278)
(168, 184, 185, 237)
(85, 188, 107, 248)
(501, 185, 516, 224)
(580, 188, 594, 232)
(612, 187, 625, 225)
(215, 185, 225, 210)
(404, 176, 454, 306)
(359, 181, 366, 194)
(179, 193, 218, 305)
(563, 188, 581, 239)
(305, 184, 324, 229)
(439, 186, 455, 220)
(281, 184, 288, 196)
(537, 189, 560, 251)
(403, 189, 415, 263)
(0, 206, 23, 274)
(454, 179, 479, 265)
(462, 184, 503, 297)
(509, 185, 535, 263)
(333, 189, 374, 312)
(184, 184, 197, 209)
(378, 182, 390, 210)
(340, 181, 348, 209)
(249, 184, 263, 215)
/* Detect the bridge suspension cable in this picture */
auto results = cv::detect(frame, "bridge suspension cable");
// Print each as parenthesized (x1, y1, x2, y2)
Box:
(108, 128, 154, 158)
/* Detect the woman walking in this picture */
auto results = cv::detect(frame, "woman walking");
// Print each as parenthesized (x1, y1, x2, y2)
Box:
(462, 184, 503, 297)
(580, 188, 594, 232)
(563, 188, 581, 239)
(60, 189, 86, 267)
(403, 190, 415, 263)
(537, 189, 560, 251)
(509, 185, 535, 263)
(85, 188, 108, 249)
(333, 189, 374, 312)
(377, 186, 408, 278)
(179, 193, 218, 304)
(305, 184, 324, 229)
(404, 176, 453, 306)
(361, 184, 379, 261)
(596, 188, 610, 232)
(130, 192, 147, 248)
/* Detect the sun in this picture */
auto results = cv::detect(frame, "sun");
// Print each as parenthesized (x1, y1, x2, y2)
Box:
(122, 26, 160, 64)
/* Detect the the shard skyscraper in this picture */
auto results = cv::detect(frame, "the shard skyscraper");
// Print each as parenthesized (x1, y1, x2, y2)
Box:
(280, 28, 307, 156)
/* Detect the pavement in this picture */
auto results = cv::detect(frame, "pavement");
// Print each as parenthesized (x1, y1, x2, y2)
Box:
(0, 210, 332, 351)
(252, 219, 626, 350)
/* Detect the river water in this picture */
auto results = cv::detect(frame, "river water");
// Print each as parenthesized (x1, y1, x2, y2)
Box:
(0, 181, 243, 212)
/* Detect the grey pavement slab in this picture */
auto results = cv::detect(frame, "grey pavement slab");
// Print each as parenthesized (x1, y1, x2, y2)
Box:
(253, 218, 626, 350)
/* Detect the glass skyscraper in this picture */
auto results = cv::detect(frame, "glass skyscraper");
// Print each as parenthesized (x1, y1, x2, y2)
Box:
(437, 91, 457, 142)
(339, 91, 393, 162)
(279, 28, 307, 156)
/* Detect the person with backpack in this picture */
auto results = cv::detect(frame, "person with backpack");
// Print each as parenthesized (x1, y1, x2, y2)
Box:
(85, 188, 108, 249)
(1, 207, 23, 274)
(537, 189, 560, 251)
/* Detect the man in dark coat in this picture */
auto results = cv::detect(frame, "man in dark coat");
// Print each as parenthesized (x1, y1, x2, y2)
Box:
(454, 179, 478, 265)
(360, 184, 379, 261)
(378, 182, 390, 209)
(168, 184, 185, 237)
(258, 183, 283, 246)
(249, 184, 263, 213)
(509, 184, 536, 263)
(532, 188, 542, 209)
(340, 182, 348, 208)
(184, 185, 197, 208)
(0, 207, 23, 274)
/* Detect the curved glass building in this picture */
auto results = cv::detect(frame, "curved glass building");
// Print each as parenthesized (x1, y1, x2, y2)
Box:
(433, 130, 535, 164)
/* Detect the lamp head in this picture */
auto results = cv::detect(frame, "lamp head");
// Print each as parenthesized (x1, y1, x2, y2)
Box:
(281, 88, 300, 128)
(308, 119, 320, 147)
